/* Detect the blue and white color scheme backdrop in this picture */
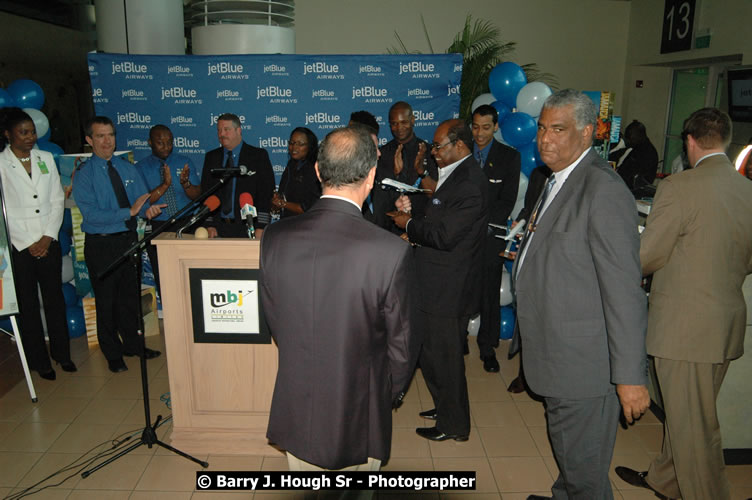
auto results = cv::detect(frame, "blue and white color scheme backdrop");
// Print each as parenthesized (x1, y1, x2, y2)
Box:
(88, 53, 463, 184)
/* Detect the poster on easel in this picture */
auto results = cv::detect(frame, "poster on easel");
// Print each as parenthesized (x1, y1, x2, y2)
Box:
(0, 176, 19, 318)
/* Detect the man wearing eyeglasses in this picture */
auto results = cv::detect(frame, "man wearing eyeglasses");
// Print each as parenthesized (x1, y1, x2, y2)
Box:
(389, 119, 488, 442)
(372, 101, 438, 234)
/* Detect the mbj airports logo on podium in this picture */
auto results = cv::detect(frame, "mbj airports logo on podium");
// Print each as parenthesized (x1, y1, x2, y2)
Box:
(201, 280, 260, 334)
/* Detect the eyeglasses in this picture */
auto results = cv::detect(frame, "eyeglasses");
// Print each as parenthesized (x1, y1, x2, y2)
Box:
(431, 140, 455, 151)
(289, 141, 308, 147)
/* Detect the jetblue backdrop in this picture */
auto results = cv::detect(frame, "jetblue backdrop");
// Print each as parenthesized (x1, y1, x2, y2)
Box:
(88, 53, 463, 184)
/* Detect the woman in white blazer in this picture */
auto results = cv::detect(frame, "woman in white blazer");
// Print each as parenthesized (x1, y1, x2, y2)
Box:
(0, 107, 75, 380)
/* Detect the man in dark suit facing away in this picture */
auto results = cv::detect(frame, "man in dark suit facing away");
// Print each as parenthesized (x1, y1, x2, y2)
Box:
(260, 126, 416, 484)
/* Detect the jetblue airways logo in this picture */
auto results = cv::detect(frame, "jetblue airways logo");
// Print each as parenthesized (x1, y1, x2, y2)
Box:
(167, 65, 191, 75)
(217, 89, 241, 100)
(305, 112, 341, 128)
(116, 112, 151, 126)
(408, 88, 431, 99)
(359, 64, 383, 75)
(399, 61, 439, 79)
(171, 115, 195, 127)
(161, 86, 201, 104)
(303, 61, 343, 80)
(265, 115, 290, 126)
(258, 137, 287, 149)
(208, 62, 248, 79)
(126, 139, 148, 148)
(112, 61, 152, 79)
(92, 88, 108, 103)
(447, 84, 460, 96)
(256, 86, 297, 104)
(352, 86, 392, 103)
(264, 64, 288, 75)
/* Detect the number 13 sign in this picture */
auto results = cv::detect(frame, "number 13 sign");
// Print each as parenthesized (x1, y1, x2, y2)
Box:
(661, 0, 696, 54)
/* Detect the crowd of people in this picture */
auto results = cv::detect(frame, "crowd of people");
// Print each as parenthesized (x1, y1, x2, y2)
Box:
(1, 89, 751, 500)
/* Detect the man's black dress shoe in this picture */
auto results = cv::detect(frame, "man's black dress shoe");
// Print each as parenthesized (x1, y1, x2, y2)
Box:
(38, 368, 56, 381)
(123, 348, 161, 359)
(507, 375, 525, 393)
(481, 353, 500, 372)
(614, 466, 671, 499)
(108, 358, 128, 373)
(419, 408, 437, 420)
(416, 426, 468, 442)
(56, 360, 77, 372)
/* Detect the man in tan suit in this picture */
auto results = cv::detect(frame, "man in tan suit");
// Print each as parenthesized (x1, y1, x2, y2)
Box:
(616, 108, 752, 500)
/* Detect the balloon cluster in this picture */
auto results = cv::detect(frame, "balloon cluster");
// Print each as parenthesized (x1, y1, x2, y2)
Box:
(471, 62, 553, 177)
(59, 210, 85, 337)
(0, 79, 64, 162)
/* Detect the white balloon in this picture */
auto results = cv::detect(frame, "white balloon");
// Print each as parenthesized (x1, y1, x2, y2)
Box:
(510, 172, 529, 220)
(61, 256, 74, 283)
(23, 107, 49, 138)
(467, 313, 480, 336)
(471, 93, 496, 114)
(500, 267, 513, 306)
(515, 82, 553, 118)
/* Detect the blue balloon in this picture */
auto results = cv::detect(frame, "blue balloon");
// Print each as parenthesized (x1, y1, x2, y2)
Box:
(500, 306, 516, 340)
(62, 283, 77, 306)
(66, 305, 86, 338)
(59, 230, 72, 256)
(36, 141, 63, 163)
(0, 88, 15, 108)
(61, 209, 73, 234)
(488, 62, 527, 108)
(491, 100, 511, 124)
(517, 141, 539, 178)
(500, 112, 537, 148)
(7, 79, 44, 110)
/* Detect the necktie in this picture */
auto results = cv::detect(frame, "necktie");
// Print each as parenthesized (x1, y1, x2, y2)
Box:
(107, 160, 136, 231)
(476, 150, 483, 166)
(221, 152, 234, 217)
(516, 174, 556, 266)
(160, 163, 179, 217)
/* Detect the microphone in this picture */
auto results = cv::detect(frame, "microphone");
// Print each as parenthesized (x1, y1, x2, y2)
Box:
(176, 195, 220, 238)
(210, 165, 256, 177)
(239, 192, 257, 239)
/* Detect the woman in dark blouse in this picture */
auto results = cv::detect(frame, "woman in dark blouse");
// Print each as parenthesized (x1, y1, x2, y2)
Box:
(271, 127, 320, 218)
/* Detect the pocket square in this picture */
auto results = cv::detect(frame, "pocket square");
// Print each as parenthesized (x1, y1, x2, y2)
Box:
(489, 179, 503, 184)
(432, 198, 442, 205)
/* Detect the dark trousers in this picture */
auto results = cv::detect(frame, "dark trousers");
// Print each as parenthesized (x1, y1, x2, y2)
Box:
(417, 309, 470, 436)
(12, 241, 70, 371)
(477, 233, 504, 357)
(545, 390, 620, 500)
(84, 232, 141, 361)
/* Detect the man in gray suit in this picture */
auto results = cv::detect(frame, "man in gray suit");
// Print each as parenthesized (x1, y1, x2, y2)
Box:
(616, 109, 752, 500)
(514, 89, 650, 500)
(260, 126, 416, 479)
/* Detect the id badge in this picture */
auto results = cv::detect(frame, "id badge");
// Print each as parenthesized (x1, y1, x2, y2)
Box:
(38, 161, 49, 174)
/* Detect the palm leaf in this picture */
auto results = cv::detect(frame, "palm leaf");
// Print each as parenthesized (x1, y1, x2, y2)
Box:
(389, 14, 558, 120)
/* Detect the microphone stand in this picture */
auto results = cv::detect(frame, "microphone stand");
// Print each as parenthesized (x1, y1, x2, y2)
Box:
(79, 184, 232, 478)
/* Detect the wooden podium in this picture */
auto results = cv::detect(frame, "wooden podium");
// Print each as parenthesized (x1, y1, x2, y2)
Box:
(152, 234, 278, 456)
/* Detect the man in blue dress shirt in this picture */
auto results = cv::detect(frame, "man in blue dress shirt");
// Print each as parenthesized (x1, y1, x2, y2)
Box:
(137, 124, 200, 294)
(73, 116, 165, 373)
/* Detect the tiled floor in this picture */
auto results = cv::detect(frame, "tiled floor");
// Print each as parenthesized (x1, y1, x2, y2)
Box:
(1, 331, 750, 500)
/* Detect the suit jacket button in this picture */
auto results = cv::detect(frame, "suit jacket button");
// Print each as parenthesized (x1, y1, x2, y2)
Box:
(33, 195, 38, 199)
(35, 209, 40, 213)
